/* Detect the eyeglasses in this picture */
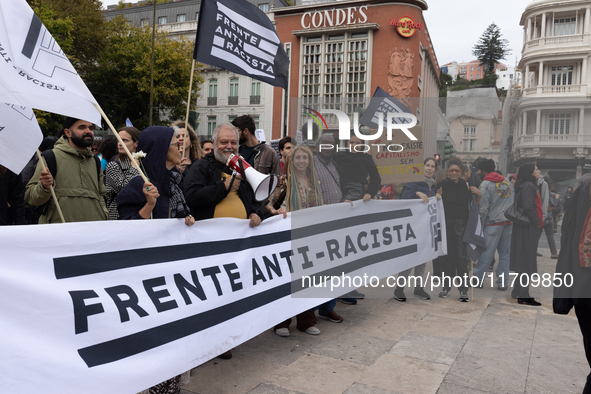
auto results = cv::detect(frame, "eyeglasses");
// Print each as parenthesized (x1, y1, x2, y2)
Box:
(170, 142, 180, 148)
(447, 169, 461, 173)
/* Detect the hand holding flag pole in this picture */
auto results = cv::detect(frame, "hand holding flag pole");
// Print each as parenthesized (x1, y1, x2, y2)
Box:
(34, 149, 65, 223)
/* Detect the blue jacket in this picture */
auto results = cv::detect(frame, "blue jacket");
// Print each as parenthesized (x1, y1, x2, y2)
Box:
(118, 126, 175, 220)
(401, 181, 437, 200)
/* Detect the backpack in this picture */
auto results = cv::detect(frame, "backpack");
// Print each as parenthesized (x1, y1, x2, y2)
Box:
(32, 149, 101, 221)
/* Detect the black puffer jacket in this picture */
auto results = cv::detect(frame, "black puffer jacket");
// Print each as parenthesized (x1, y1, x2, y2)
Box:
(183, 152, 262, 221)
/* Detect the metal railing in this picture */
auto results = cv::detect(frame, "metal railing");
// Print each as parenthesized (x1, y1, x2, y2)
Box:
(207, 97, 217, 106)
(228, 96, 238, 105)
(250, 95, 261, 105)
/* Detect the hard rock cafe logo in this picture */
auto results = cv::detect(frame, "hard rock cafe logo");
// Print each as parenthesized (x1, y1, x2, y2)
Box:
(391, 16, 422, 38)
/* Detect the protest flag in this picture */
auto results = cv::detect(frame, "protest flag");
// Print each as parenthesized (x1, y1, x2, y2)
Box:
(0, 103, 66, 223)
(0, 0, 149, 184)
(0, 103, 43, 174)
(360, 87, 414, 129)
(0, 0, 100, 125)
(125, 118, 134, 127)
(194, 0, 289, 89)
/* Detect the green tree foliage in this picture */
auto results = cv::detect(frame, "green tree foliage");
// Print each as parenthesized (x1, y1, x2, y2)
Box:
(439, 71, 453, 97)
(87, 15, 203, 129)
(472, 23, 511, 84)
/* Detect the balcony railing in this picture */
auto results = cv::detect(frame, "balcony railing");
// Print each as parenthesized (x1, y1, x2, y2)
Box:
(228, 96, 238, 105)
(158, 21, 198, 34)
(524, 33, 589, 51)
(207, 97, 217, 106)
(250, 95, 261, 105)
(516, 134, 580, 145)
(542, 84, 584, 94)
(540, 134, 579, 142)
(522, 84, 586, 96)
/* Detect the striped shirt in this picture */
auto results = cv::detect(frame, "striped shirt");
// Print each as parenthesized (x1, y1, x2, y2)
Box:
(313, 155, 342, 205)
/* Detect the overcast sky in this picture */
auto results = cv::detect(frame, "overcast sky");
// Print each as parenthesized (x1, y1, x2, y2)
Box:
(99, 0, 532, 67)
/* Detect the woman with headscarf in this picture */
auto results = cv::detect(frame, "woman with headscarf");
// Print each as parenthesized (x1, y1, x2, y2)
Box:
(394, 157, 441, 301)
(104, 127, 140, 220)
(553, 174, 591, 393)
(117, 126, 194, 226)
(509, 162, 543, 305)
(116, 126, 194, 394)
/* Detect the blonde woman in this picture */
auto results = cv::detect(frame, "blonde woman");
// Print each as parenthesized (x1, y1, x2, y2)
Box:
(267, 145, 344, 337)
(171, 120, 201, 175)
(284, 145, 323, 211)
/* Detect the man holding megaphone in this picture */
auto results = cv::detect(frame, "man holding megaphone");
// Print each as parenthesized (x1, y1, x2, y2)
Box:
(184, 123, 266, 228)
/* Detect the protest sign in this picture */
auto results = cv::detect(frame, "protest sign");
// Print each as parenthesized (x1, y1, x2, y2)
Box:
(0, 199, 445, 394)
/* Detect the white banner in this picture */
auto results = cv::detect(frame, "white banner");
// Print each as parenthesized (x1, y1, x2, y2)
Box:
(0, 0, 101, 125)
(0, 103, 42, 173)
(0, 199, 445, 394)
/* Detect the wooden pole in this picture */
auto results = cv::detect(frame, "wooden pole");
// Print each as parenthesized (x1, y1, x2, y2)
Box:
(94, 103, 149, 183)
(149, 0, 157, 126)
(35, 149, 65, 224)
(183, 58, 196, 161)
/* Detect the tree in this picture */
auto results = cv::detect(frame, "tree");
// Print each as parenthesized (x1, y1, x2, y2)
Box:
(86, 15, 203, 129)
(439, 71, 453, 97)
(472, 23, 511, 85)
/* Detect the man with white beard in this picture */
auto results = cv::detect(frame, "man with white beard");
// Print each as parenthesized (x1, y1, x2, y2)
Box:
(184, 123, 262, 227)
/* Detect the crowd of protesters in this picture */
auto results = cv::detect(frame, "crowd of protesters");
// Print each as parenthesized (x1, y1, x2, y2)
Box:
(2, 115, 590, 394)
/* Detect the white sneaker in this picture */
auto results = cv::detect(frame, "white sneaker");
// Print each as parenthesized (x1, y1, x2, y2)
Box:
(275, 328, 290, 337)
(305, 326, 320, 335)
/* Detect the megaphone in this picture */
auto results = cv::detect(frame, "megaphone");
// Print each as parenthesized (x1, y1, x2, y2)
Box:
(226, 154, 279, 201)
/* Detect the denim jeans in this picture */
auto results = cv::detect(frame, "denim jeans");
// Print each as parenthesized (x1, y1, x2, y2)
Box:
(473, 223, 512, 287)
(312, 299, 337, 315)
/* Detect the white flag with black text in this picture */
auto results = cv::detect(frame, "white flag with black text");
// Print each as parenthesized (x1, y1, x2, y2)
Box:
(194, 0, 289, 89)
(0, 0, 101, 125)
(0, 103, 42, 174)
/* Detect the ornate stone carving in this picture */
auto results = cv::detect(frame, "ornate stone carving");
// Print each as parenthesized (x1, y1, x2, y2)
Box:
(387, 48, 414, 107)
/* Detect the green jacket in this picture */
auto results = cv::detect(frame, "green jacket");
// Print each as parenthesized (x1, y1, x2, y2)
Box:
(25, 137, 108, 224)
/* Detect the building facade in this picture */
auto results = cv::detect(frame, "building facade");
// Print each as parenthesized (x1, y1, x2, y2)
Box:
(446, 88, 503, 167)
(441, 60, 506, 82)
(514, 0, 591, 182)
(103, 0, 289, 139)
(495, 65, 521, 90)
(270, 0, 441, 157)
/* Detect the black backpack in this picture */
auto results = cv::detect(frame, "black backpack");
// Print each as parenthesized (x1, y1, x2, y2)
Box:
(32, 150, 101, 221)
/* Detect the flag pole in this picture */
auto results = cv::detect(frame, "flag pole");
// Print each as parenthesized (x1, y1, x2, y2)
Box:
(183, 58, 196, 161)
(35, 149, 65, 224)
(149, 0, 157, 126)
(94, 104, 149, 183)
